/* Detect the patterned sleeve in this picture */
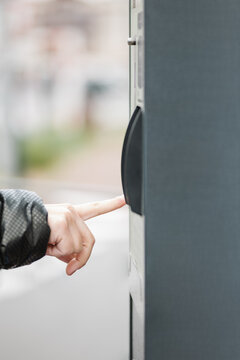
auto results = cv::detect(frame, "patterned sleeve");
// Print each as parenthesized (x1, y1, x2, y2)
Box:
(0, 189, 51, 269)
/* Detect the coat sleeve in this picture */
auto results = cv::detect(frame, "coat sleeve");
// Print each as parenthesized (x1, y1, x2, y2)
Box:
(0, 189, 51, 269)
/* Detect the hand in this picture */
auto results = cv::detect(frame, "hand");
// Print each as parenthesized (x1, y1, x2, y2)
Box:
(45, 195, 126, 276)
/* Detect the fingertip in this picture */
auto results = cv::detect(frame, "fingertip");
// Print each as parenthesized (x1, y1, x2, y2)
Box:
(116, 195, 126, 207)
(66, 259, 80, 276)
(66, 262, 72, 276)
(66, 265, 73, 276)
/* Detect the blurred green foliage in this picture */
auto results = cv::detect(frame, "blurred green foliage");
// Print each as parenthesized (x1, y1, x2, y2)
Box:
(19, 127, 93, 172)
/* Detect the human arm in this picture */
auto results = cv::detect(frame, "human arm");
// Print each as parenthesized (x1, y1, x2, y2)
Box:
(0, 190, 125, 274)
(45, 196, 126, 275)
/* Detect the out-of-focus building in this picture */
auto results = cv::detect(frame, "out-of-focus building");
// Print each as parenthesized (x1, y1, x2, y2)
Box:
(0, 0, 128, 159)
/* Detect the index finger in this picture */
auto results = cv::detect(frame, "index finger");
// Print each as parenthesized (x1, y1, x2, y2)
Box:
(74, 195, 126, 221)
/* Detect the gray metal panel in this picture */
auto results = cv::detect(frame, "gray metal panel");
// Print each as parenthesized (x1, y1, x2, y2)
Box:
(129, 0, 145, 359)
(144, 1, 240, 359)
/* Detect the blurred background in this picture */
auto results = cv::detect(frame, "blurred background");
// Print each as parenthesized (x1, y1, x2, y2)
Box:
(0, 0, 129, 359)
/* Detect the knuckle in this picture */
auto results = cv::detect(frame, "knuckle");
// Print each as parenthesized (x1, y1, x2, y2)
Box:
(66, 204, 75, 213)
(64, 209, 73, 222)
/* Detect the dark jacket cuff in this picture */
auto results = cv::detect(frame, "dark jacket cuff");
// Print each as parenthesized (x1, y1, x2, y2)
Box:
(0, 189, 51, 269)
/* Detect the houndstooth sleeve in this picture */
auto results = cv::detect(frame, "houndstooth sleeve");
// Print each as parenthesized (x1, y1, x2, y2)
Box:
(0, 189, 51, 269)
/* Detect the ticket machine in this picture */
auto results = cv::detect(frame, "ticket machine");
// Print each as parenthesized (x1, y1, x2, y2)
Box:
(122, 1, 240, 359)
